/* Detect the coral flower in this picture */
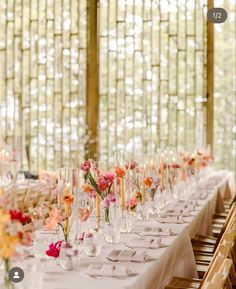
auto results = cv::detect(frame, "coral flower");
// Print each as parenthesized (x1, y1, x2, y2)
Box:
(44, 207, 63, 231)
(144, 177, 153, 187)
(78, 208, 90, 222)
(81, 183, 94, 194)
(115, 167, 126, 178)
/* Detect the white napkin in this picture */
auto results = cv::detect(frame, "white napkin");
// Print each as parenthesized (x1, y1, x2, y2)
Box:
(127, 237, 162, 248)
(132, 250, 149, 262)
(141, 227, 173, 236)
(107, 249, 150, 262)
(157, 216, 184, 223)
(85, 264, 132, 277)
(164, 209, 190, 217)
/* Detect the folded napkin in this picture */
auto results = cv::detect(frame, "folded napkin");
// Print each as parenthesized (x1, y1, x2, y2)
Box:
(127, 237, 162, 248)
(189, 192, 208, 200)
(107, 249, 149, 262)
(140, 227, 173, 236)
(157, 216, 184, 223)
(165, 209, 190, 217)
(85, 264, 133, 277)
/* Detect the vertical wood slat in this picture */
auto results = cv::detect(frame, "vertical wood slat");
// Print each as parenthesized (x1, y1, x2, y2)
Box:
(86, 0, 99, 160)
(206, 0, 214, 153)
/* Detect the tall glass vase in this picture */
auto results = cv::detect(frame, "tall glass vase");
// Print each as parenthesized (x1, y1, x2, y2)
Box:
(103, 202, 121, 244)
(1, 259, 14, 289)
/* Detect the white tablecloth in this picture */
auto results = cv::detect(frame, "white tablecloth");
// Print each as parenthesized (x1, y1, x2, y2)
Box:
(7, 170, 236, 289)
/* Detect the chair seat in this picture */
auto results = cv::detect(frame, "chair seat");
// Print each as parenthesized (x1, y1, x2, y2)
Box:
(192, 245, 215, 254)
(169, 277, 201, 288)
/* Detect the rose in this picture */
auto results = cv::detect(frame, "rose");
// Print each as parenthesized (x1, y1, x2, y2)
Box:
(97, 176, 110, 191)
(80, 160, 91, 171)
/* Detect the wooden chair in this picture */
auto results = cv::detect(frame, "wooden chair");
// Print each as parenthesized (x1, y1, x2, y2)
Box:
(201, 258, 232, 289)
(166, 205, 235, 289)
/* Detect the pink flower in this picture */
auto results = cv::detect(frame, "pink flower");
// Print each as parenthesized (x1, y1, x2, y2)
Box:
(104, 192, 116, 208)
(97, 176, 110, 191)
(130, 197, 138, 208)
(105, 172, 115, 182)
(78, 208, 90, 222)
(46, 241, 62, 258)
(80, 160, 91, 171)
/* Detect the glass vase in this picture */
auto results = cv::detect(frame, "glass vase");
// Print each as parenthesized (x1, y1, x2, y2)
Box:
(59, 241, 79, 271)
(103, 203, 120, 244)
(0, 259, 14, 289)
(83, 231, 102, 257)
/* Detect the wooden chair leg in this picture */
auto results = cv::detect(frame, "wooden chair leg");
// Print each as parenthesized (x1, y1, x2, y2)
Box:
(225, 276, 232, 289)
(229, 265, 236, 286)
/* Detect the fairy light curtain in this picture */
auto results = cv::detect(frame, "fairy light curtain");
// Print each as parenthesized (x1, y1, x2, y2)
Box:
(0, 0, 87, 171)
(99, 0, 207, 166)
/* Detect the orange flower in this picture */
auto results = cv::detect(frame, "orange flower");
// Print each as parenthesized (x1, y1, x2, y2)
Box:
(61, 187, 74, 205)
(144, 177, 153, 187)
(61, 193, 74, 205)
(81, 183, 94, 194)
(115, 167, 126, 178)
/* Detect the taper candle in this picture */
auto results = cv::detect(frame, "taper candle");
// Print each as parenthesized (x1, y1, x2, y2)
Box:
(121, 177, 125, 208)
(96, 195, 100, 224)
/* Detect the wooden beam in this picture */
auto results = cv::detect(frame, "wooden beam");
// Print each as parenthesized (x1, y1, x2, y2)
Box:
(86, 0, 99, 160)
(206, 0, 214, 154)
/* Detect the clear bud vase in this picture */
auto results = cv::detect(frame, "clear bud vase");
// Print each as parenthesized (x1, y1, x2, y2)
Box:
(136, 160, 150, 221)
(119, 170, 133, 233)
(103, 203, 120, 244)
(59, 241, 79, 271)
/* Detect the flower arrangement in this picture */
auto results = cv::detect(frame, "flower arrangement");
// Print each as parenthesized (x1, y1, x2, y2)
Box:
(44, 185, 74, 242)
(80, 160, 125, 222)
(0, 191, 32, 288)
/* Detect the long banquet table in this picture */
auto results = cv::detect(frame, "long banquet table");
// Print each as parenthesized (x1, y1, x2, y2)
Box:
(10, 170, 236, 289)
